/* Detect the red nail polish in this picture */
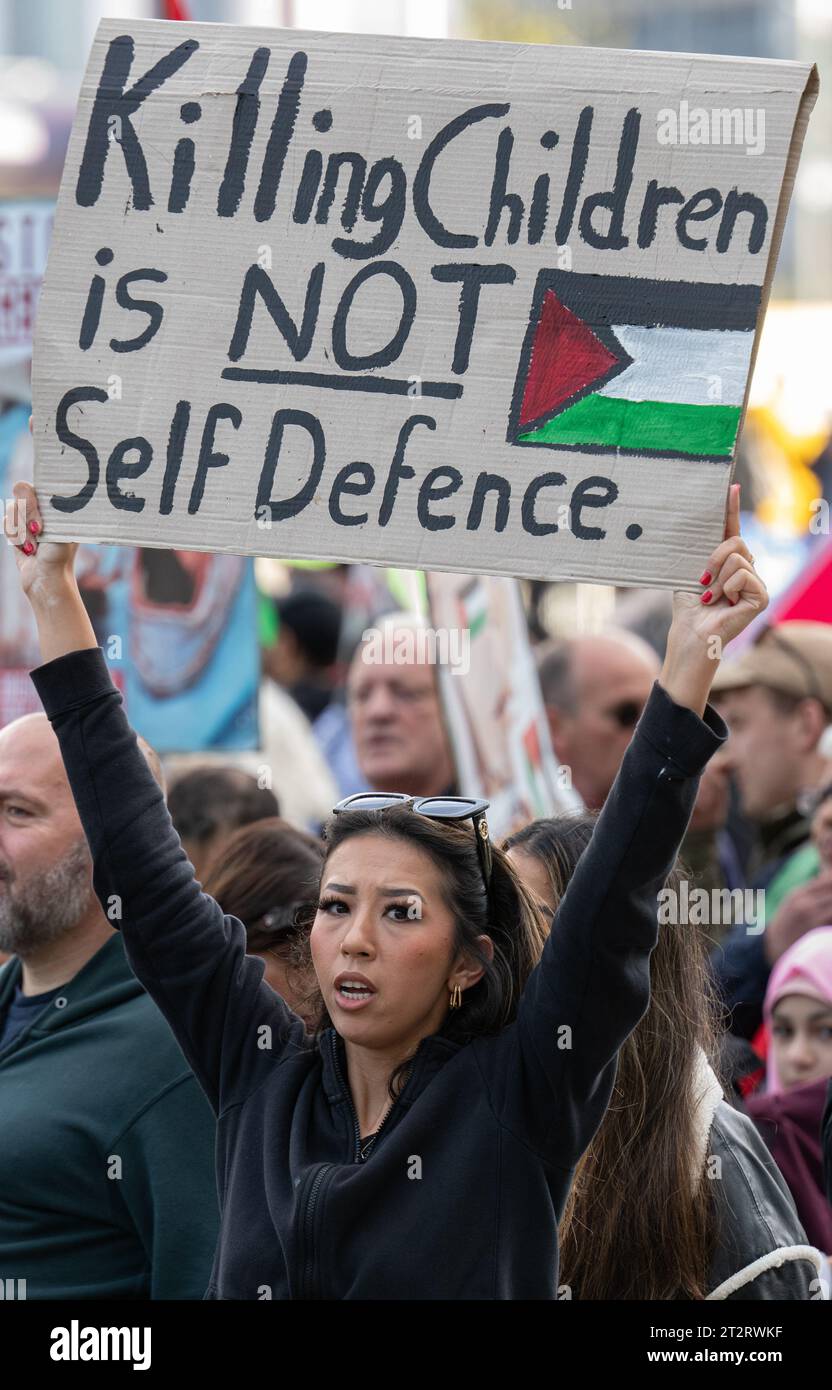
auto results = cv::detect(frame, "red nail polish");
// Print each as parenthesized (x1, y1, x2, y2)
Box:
(699, 571, 712, 586)
(701, 589, 713, 605)
(21, 541, 34, 556)
(28, 519, 41, 536)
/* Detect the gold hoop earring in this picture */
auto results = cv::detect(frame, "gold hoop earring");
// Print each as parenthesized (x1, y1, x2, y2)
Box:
(449, 984, 462, 1009)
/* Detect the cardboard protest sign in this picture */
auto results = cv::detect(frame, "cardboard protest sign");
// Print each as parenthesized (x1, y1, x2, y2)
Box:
(426, 572, 581, 838)
(32, 18, 817, 588)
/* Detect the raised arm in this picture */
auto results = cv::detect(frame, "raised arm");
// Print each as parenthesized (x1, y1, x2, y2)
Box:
(481, 486, 768, 1168)
(6, 482, 308, 1115)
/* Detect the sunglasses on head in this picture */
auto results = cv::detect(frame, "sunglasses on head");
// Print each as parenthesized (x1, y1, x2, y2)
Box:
(332, 792, 493, 896)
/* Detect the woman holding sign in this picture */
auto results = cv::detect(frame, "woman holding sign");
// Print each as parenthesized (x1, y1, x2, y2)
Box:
(7, 476, 765, 1300)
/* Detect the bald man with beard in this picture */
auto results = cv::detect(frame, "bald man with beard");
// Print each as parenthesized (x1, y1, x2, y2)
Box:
(0, 713, 218, 1300)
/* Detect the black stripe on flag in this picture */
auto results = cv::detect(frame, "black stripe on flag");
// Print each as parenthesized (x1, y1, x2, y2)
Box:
(506, 269, 761, 452)
(528, 270, 761, 332)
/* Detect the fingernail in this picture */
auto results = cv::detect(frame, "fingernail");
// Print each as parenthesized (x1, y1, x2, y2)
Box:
(21, 541, 34, 555)
(699, 571, 712, 586)
(729, 596, 738, 606)
(701, 590, 713, 605)
(28, 519, 41, 535)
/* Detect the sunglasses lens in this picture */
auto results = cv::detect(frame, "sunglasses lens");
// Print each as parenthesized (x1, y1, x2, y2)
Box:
(416, 797, 480, 818)
(335, 792, 410, 812)
(611, 701, 641, 728)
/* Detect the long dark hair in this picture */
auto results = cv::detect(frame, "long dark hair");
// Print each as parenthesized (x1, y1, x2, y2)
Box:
(294, 804, 549, 1100)
(505, 813, 721, 1300)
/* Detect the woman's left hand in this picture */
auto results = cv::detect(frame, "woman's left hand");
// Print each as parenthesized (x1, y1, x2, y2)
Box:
(660, 483, 769, 715)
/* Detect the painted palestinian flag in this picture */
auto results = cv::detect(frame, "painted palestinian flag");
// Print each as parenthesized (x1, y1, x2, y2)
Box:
(508, 271, 761, 462)
(456, 577, 488, 639)
(521, 721, 547, 818)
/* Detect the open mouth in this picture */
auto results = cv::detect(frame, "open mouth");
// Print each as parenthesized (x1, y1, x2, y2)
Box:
(129, 551, 245, 697)
(334, 977, 377, 1007)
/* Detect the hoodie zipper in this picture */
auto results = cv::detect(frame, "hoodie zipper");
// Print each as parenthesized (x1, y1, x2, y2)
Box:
(298, 1033, 398, 1297)
(299, 1162, 334, 1298)
(297, 1035, 440, 1295)
(329, 1030, 400, 1163)
(296, 1035, 384, 1298)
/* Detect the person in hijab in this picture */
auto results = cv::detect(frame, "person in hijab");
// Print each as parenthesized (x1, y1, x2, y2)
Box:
(747, 927, 832, 1258)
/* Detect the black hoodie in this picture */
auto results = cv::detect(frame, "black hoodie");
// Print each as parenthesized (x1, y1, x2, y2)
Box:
(32, 646, 724, 1300)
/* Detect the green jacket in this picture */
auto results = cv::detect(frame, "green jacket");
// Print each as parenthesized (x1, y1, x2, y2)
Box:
(0, 932, 218, 1299)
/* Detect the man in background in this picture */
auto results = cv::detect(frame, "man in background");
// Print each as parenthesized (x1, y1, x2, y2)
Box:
(537, 629, 744, 919)
(536, 630, 660, 808)
(0, 711, 218, 1299)
(711, 622, 832, 1037)
(348, 613, 457, 798)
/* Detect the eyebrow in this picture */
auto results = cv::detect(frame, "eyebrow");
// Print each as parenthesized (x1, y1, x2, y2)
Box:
(323, 881, 424, 900)
(774, 1007, 832, 1023)
(0, 789, 49, 811)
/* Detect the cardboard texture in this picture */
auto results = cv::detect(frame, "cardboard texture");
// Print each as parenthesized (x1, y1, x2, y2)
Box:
(32, 18, 817, 589)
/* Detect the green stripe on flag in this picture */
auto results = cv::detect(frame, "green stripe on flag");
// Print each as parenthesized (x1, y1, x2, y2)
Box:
(461, 582, 488, 638)
(519, 394, 741, 457)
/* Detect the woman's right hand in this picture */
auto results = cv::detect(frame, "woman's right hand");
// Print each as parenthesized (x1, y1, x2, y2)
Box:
(3, 479, 97, 663)
(3, 480, 79, 602)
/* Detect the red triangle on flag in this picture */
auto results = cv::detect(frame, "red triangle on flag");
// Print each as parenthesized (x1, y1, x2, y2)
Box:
(519, 289, 626, 430)
(522, 721, 541, 768)
(772, 539, 832, 626)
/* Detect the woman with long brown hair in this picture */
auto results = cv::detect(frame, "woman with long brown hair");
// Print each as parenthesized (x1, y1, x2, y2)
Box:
(9, 474, 770, 1299)
(507, 816, 823, 1299)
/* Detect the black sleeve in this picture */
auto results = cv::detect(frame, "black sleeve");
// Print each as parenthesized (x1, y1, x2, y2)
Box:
(478, 680, 726, 1168)
(31, 646, 309, 1116)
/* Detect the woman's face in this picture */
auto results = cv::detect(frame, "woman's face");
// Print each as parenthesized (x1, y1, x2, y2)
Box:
(811, 798, 832, 871)
(770, 992, 832, 1090)
(310, 832, 487, 1053)
(506, 848, 556, 921)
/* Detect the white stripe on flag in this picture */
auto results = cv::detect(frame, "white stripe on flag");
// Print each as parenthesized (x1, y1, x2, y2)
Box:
(598, 325, 753, 407)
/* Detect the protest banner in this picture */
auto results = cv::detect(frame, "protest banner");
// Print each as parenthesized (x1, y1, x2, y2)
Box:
(426, 571, 581, 838)
(0, 402, 259, 745)
(0, 199, 53, 367)
(31, 19, 817, 588)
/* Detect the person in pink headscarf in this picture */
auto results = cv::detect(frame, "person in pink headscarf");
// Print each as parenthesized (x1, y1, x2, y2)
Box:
(747, 928, 832, 1256)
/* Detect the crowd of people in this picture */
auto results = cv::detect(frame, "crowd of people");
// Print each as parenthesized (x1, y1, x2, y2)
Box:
(1, 476, 831, 1301)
